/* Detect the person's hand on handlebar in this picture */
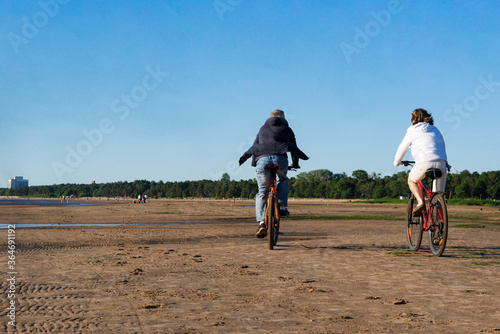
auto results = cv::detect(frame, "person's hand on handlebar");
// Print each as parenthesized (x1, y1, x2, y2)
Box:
(401, 161, 414, 167)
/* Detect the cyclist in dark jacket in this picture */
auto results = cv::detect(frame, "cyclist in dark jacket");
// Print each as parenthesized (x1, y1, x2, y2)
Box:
(239, 109, 309, 238)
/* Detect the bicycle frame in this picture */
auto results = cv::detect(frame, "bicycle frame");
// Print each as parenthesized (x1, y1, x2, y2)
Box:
(416, 176, 446, 232)
(416, 180, 432, 231)
(264, 167, 280, 229)
(262, 164, 297, 249)
(263, 165, 281, 249)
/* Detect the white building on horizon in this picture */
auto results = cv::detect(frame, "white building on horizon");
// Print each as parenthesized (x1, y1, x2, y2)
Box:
(8, 176, 29, 189)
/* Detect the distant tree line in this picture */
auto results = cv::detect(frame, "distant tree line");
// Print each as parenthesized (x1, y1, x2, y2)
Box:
(1, 169, 499, 200)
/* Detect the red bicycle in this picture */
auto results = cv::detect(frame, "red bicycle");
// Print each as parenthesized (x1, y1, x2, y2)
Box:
(402, 161, 452, 256)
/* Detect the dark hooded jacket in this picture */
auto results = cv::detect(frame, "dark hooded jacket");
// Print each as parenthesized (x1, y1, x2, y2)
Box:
(239, 117, 309, 167)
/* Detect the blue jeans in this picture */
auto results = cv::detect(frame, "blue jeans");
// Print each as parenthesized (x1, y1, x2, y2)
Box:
(255, 155, 289, 222)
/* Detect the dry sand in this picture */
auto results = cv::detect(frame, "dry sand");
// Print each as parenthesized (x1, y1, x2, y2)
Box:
(1, 199, 499, 333)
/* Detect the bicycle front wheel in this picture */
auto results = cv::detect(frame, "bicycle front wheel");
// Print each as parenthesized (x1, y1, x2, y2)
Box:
(428, 193, 448, 257)
(406, 195, 423, 251)
(267, 195, 276, 250)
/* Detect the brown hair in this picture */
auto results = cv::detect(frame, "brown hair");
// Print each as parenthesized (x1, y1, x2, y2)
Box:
(411, 108, 434, 125)
(270, 109, 285, 118)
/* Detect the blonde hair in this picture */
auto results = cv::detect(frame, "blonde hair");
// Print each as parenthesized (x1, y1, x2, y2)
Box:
(270, 109, 285, 118)
(412, 108, 434, 125)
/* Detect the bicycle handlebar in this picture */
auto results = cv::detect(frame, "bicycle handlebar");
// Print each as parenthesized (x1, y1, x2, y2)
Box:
(266, 165, 299, 171)
(401, 160, 460, 174)
(401, 160, 415, 167)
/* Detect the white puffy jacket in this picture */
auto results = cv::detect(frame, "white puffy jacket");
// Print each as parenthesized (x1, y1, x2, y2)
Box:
(394, 122, 447, 166)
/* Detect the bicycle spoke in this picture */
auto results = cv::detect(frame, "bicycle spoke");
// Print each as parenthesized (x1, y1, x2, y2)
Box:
(267, 195, 275, 250)
(428, 194, 448, 256)
(406, 195, 423, 251)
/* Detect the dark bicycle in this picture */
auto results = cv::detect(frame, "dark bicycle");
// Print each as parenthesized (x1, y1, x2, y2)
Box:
(264, 164, 295, 250)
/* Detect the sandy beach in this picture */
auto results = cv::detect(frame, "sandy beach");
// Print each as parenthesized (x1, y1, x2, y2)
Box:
(1, 199, 499, 333)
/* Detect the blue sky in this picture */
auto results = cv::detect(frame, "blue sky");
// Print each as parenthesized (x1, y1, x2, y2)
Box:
(1, 0, 499, 187)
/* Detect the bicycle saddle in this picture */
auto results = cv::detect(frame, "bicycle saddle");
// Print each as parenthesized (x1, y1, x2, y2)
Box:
(266, 164, 280, 170)
(425, 168, 442, 179)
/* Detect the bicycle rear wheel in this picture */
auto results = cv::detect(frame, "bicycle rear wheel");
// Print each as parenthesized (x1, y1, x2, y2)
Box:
(428, 193, 448, 257)
(406, 195, 423, 251)
(272, 200, 280, 246)
(267, 195, 276, 250)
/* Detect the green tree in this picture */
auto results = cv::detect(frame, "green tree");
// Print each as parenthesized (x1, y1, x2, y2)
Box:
(352, 169, 368, 181)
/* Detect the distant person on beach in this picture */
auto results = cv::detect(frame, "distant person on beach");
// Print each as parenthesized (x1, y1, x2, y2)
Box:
(239, 109, 309, 238)
(394, 108, 448, 215)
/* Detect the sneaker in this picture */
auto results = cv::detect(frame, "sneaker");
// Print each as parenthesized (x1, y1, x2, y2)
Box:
(256, 224, 267, 238)
(412, 203, 424, 216)
(279, 207, 289, 218)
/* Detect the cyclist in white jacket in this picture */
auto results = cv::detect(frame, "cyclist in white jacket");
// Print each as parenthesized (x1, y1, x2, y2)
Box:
(394, 109, 448, 215)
